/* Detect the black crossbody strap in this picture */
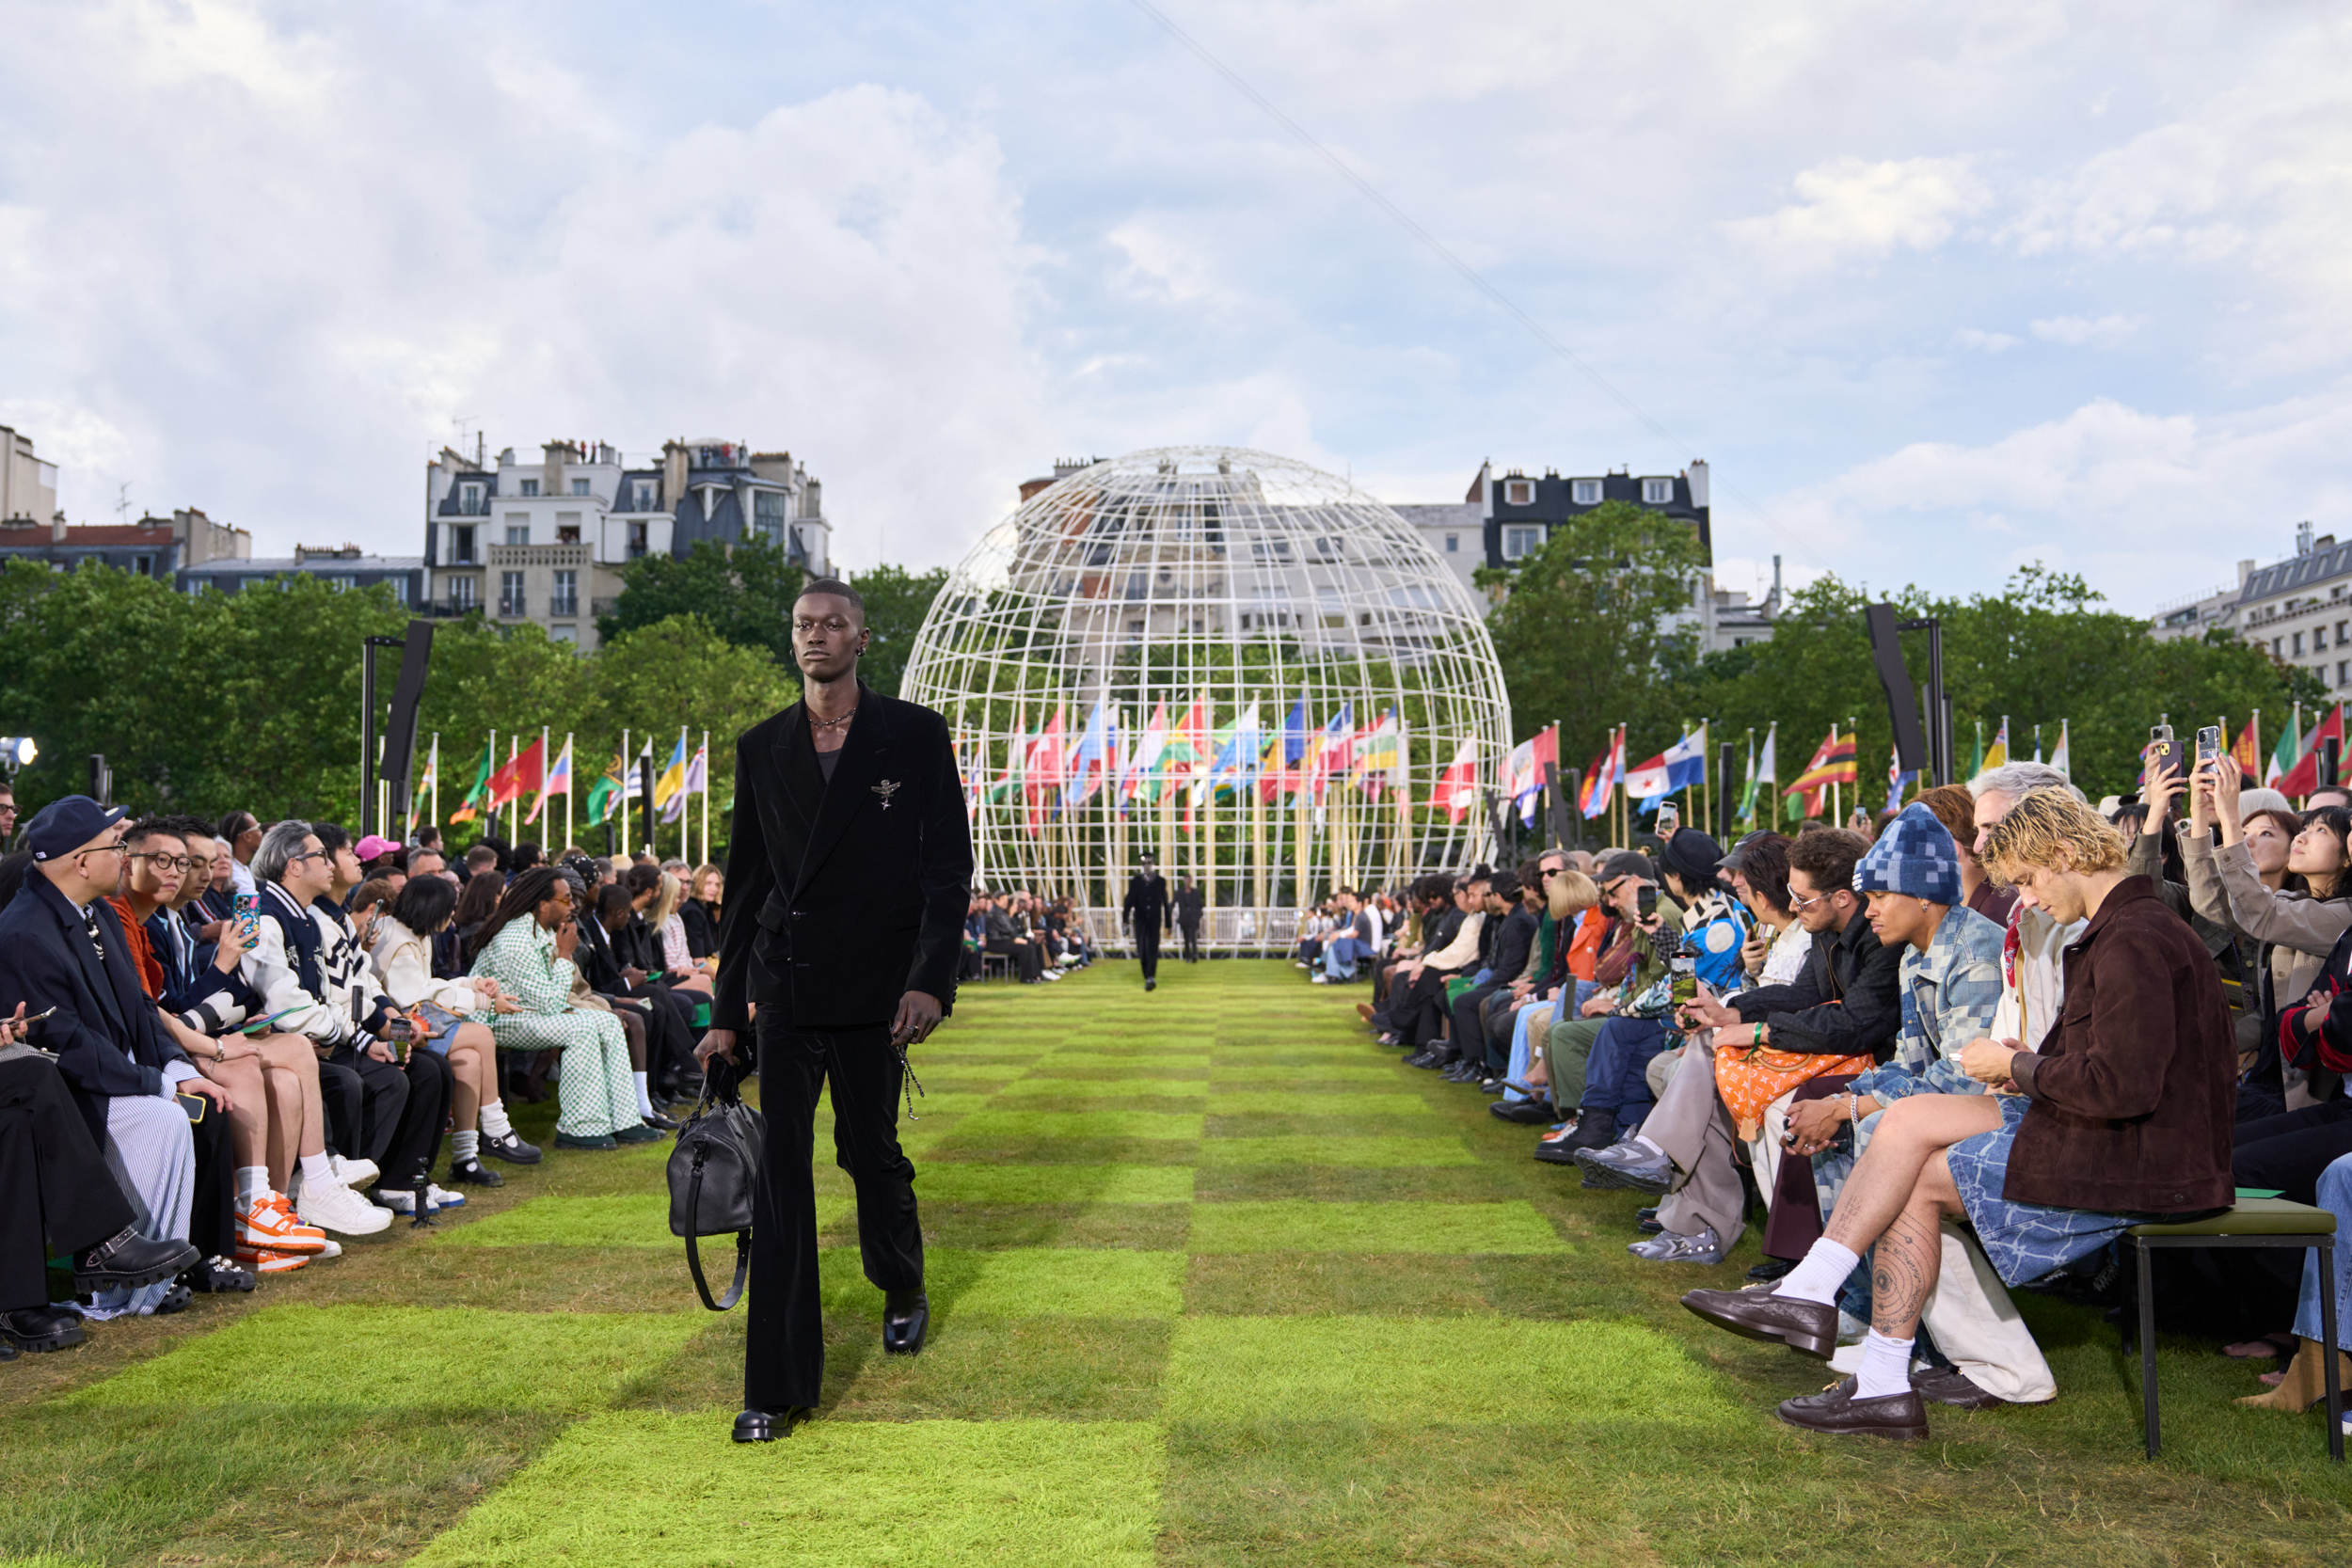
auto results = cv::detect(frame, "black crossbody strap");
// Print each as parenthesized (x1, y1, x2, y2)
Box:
(682, 1157, 751, 1311)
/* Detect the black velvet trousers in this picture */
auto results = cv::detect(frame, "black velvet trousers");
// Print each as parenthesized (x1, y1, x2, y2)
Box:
(742, 1016, 923, 1413)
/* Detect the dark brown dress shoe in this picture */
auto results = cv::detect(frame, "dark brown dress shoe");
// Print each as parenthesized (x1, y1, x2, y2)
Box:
(1911, 1366, 2010, 1410)
(1679, 1286, 1838, 1359)
(1776, 1375, 1930, 1440)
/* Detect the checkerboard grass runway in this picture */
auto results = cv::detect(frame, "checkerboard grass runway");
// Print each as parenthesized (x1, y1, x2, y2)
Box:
(9, 963, 2352, 1565)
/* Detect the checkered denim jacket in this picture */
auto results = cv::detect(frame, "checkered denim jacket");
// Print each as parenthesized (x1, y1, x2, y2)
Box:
(1850, 902, 2007, 1101)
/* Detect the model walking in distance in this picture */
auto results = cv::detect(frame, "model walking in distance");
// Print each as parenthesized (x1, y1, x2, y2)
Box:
(700, 578, 975, 1442)
(1124, 854, 1170, 991)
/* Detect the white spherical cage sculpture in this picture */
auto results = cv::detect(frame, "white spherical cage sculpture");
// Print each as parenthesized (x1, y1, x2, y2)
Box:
(901, 446, 1513, 953)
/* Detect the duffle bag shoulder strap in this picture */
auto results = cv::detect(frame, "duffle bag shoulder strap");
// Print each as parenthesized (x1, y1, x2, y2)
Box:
(682, 1153, 751, 1311)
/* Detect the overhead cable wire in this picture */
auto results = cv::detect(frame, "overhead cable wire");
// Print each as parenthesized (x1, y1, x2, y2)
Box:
(1122, 0, 1821, 574)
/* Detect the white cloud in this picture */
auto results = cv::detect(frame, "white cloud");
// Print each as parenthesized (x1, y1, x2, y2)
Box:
(1107, 220, 1220, 304)
(2029, 313, 2143, 347)
(1724, 157, 1991, 268)
(1952, 328, 2019, 353)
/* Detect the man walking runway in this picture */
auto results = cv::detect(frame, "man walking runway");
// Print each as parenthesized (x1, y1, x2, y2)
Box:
(1124, 855, 1169, 991)
(702, 578, 974, 1442)
(1175, 879, 1204, 963)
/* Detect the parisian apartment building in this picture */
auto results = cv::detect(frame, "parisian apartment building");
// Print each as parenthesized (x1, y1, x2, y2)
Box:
(2152, 521, 2352, 698)
(421, 437, 832, 653)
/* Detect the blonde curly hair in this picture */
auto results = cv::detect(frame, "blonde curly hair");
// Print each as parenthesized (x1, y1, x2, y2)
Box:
(1980, 786, 2127, 884)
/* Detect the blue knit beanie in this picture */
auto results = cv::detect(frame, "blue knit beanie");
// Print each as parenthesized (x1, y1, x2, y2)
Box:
(1853, 802, 1963, 904)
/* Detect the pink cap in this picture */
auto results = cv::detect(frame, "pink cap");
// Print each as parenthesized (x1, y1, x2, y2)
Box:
(355, 834, 404, 863)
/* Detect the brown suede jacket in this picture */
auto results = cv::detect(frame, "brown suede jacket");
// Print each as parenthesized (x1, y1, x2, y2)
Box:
(2005, 876, 2234, 1214)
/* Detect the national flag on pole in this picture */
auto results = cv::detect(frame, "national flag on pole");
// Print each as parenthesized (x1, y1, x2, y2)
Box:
(1357, 710, 1403, 796)
(1580, 727, 1626, 819)
(1625, 728, 1707, 809)
(1431, 736, 1479, 822)
(1983, 718, 2010, 773)
(413, 736, 439, 820)
(1066, 703, 1114, 806)
(1124, 702, 1170, 801)
(526, 736, 573, 825)
(652, 732, 690, 812)
(2268, 708, 2301, 787)
(1884, 740, 1917, 815)
(2230, 718, 2261, 781)
(485, 736, 546, 812)
(2279, 705, 2347, 796)
(1279, 691, 1311, 765)
(1783, 727, 1857, 816)
(584, 751, 626, 826)
(1739, 724, 1776, 825)
(1207, 704, 1260, 795)
(1311, 704, 1355, 796)
(663, 736, 708, 823)
(448, 736, 499, 823)
(2051, 718, 2072, 781)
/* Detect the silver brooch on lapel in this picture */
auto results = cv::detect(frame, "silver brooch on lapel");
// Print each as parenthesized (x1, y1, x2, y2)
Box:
(872, 779, 902, 810)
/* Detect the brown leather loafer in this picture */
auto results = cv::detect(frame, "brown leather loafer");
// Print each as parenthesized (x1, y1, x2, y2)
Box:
(1911, 1366, 2010, 1410)
(1777, 1376, 1930, 1440)
(1679, 1286, 1838, 1359)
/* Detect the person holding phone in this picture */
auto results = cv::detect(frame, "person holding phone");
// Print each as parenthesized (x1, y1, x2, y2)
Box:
(696, 578, 975, 1443)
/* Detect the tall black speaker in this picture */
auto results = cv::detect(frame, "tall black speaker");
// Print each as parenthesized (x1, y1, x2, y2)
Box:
(1864, 603, 1930, 775)
(380, 621, 436, 813)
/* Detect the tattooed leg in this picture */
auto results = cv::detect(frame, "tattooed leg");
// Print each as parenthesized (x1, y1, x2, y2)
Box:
(1822, 1093, 2003, 1257)
(1869, 1150, 1965, 1339)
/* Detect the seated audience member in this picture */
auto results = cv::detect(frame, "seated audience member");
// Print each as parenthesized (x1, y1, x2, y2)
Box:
(1551, 833, 1745, 1155)
(573, 879, 691, 1122)
(1681, 788, 2234, 1439)
(2181, 757, 2352, 1121)
(684, 863, 724, 959)
(469, 867, 657, 1149)
(1445, 860, 1556, 1081)
(1492, 866, 1604, 1123)
(141, 816, 338, 1273)
(646, 871, 713, 995)
(1915, 784, 2017, 927)
(109, 816, 264, 1291)
(0, 1022, 188, 1354)
(245, 823, 398, 1237)
(1669, 829, 1899, 1243)
(447, 867, 503, 977)
(1532, 856, 1661, 1156)
(1313, 889, 1377, 984)
(216, 811, 262, 896)
(983, 892, 1045, 983)
(1384, 872, 1491, 1053)
(370, 873, 542, 1181)
(0, 799, 213, 1317)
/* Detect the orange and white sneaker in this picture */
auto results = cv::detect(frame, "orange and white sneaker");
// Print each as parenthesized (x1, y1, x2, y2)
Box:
(238, 1193, 328, 1255)
(232, 1244, 310, 1275)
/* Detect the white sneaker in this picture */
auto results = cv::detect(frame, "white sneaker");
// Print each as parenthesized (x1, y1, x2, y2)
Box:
(372, 1188, 425, 1215)
(296, 1179, 393, 1236)
(315, 1237, 342, 1259)
(328, 1154, 380, 1189)
(426, 1183, 465, 1210)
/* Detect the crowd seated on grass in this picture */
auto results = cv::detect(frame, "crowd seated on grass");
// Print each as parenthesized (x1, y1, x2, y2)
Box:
(963, 888, 1095, 983)
(0, 799, 723, 1363)
(1320, 757, 2352, 1438)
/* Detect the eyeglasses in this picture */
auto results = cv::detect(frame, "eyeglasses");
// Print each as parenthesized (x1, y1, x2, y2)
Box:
(287, 849, 326, 864)
(1788, 889, 1828, 910)
(73, 842, 126, 861)
(125, 852, 196, 872)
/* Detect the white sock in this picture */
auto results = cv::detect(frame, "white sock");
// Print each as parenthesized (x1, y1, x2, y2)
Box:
(480, 1101, 513, 1138)
(634, 1071, 655, 1117)
(234, 1166, 270, 1210)
(297, 1151, 334, 1187)
(1856, 1328, 1916, 1400)
(452, 1131, 480, 1163)
(1631, 1134, 1666, 1160)
(1774, 1238, 1862, 1306)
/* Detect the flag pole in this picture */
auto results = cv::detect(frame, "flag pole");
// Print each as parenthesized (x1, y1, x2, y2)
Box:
(540, 724, 549, 839)
(620, 727, 630, 856)
(1830, 720, 1840, 826)
(564, 732, 575, 849)
(427, 732, 439, 833)
(702, 728, 710, 868)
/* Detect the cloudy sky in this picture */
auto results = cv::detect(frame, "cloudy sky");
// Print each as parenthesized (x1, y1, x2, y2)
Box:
(3, 0, 2348, 612)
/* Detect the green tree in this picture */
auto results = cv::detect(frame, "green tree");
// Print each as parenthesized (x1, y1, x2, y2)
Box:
(594, 535, 804, 663)
(594, 614, 799, 842)
(848, 562, 947, 697)
(1476, 499, 1708, 755)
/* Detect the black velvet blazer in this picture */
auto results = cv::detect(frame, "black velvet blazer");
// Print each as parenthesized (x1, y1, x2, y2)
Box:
(713, 683, 975, 1031)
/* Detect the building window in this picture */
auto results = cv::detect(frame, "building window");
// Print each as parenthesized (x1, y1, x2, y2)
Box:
(518, 478, 539, 497)
(754, 489, 787, 546)
(635, 481, 657, 510)
(1572, 479, 1601, 504)
(134, 554, 151, 575)
(2322, 626, 2331, 651)
(2295, 632, 2306, 656)
(500, 571, 525, 617)
(450, 575, 477, 611)
(458, 482, 485, 515)
(1445, 534, 1459, 553)
(451, 525, 476, 564)
(549, 625, 577, 644)
(326, 574, 355, 592)
(1502, 478, 1534, 506)
(555, 512, 581, 545)
(570, 478, 590, 497)
(628, 521, 648, 559)
(505, 519, 529, 546)
(1643, 477, 1674, 504)
(550, 569, 578, 618)
(389, 576, 408, 606)
(1502, 525, 1545, 560)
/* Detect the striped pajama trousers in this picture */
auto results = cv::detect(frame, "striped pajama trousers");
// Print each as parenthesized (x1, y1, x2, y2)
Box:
(486, 1009, 638, 1137)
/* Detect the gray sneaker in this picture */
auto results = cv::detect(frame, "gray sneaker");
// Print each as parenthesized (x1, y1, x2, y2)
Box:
(1573, 1139, 1677, 1196)
(1628, 1225, 1724, 1265)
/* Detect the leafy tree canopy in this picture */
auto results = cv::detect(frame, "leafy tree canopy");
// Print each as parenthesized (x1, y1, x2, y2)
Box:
(594, 534, 804, 664)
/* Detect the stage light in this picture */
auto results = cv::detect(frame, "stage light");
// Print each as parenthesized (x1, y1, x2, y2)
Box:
(0, 736, 36, 769)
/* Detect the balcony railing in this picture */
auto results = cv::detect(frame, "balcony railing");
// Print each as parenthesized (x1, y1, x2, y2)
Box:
(487, 543, 591, 568)
(498, 595, 526, 617)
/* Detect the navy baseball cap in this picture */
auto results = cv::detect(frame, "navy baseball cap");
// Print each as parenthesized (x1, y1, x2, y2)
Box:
(22, 795, 128, 862)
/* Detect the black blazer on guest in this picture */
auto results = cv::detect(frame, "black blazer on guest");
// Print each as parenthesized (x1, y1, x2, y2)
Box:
(0, 873, 191, 1143)
(714, 681, 975, 1032)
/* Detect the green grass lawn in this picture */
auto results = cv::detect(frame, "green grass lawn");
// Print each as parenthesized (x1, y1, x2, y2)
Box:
(6, 959, 2352, 1565)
